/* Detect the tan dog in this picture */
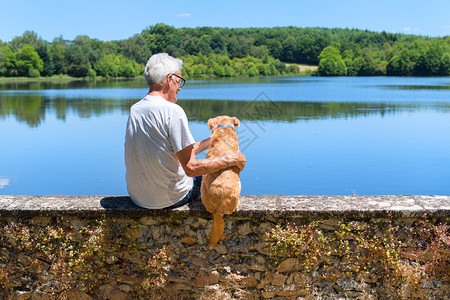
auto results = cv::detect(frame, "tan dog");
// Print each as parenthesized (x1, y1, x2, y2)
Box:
(201, 116, 241, 248)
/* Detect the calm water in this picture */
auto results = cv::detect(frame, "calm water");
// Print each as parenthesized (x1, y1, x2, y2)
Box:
(1, 76, 449, 196)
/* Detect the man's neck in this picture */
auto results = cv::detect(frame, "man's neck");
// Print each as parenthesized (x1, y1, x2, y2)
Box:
(148, 84, 177, 103)
(148, 90, 164, 97)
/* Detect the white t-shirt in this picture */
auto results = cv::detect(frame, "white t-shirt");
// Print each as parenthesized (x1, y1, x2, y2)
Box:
(124, 95, 195, 208)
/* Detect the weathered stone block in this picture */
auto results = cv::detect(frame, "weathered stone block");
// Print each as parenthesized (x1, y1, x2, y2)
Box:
(261, 291, 276, 298)
(187, 254, 206, 267)
(61, 290, 93, 300)
(266, 272, 288, 286)
(277, 258, 297, 273)
(180, 236, 197, 245)
(277, 288, 303, 297)
(30, 216, 51, 227)
(191, 218, 208, 228)
(213, 243, 227, 254)
(336, 276, 368, 292)
(105, 289, 128, 300)
(192, 270, 219, 287)
(139, 216, 159, 226)
(238, 223, 252, 236)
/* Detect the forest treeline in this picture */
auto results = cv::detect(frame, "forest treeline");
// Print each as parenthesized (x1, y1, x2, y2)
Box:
(1, 24, 449, 78)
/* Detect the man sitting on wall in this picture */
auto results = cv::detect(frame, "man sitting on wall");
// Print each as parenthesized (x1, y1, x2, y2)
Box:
(124, 53, 246, 209)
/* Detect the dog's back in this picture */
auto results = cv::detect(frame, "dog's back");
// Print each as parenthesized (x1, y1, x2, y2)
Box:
(201, 116, 241, 248)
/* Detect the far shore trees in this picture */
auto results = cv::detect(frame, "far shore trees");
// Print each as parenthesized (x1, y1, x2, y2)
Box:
(1, 25, 449, 78)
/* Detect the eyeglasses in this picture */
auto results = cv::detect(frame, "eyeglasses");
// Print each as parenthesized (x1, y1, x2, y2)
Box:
(170, 73, 186, 88)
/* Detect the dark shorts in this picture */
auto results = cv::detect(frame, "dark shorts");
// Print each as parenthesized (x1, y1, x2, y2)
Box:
(164, 176, 203, 209)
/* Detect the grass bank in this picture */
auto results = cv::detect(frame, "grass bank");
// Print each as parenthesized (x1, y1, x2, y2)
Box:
(0, 75, 146, 83)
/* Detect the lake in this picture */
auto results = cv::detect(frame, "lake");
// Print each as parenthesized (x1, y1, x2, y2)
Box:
(1, 76, 449, 196)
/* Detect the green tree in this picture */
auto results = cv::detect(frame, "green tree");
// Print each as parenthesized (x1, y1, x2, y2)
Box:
(142, 23, 178, 55)
(0, 46, 17, 76)
(287, 64, 300, 74)
(250, 45, 269, 58)
(95, 54, 142, 78)
(281, 36, 297, 62)
(359, 49, 378, 76)
(223, 65, 236, 77)
(439, 52, 450, 75)
(228, 36, 252, 58)
(210, 32, 227, 53)
(198, 35, 212, 56)
(15, 44, 43, 76)
(37, 43, 55, 76)
(336, 58, 348, 75)
(346, 57, 363, 76)
(270, 59, 287, 74)
(297, 33, 328, 65)
(212, 63, 225, 76)
(65, 44, 93, 77)
(267, 40, 283, 59)
(374, 60, 387, 75)
(319, 46, 341, 60)
(118, 34, 151, 64)
(247, 66, 259, 77)
(319, 58, 336, 76)
(342, 50, 361, 76)
(9, 30, 43, 52)
(181, 36, 199, 55)
(192, 66, 204, 76)
(386, 55, 404, 75)
(414, 40, 449, 75)
(257, 63, 270, 75)
(49, 37, 68, 75)
(400, 48, 420, 75)
(318, 46, 347, 76)
(102, 41, 118, 56)
(73, 35, 103, 68)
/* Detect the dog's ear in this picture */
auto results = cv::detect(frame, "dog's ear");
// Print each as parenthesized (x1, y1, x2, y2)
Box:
(208, 118, 216, 130)
(232, 117, 240, 127)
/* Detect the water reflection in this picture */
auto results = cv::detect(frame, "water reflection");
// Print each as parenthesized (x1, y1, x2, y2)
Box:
(0, 78, 147, 91)
(377, 85, 450, 90)
(182, 100, 450, 122)
(1, 77, 449, 128)
(0, 93, 136, 127)
(2, 92, 449, 128)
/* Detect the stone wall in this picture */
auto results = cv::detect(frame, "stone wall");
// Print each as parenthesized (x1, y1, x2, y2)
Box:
(0, 195, 449, 299)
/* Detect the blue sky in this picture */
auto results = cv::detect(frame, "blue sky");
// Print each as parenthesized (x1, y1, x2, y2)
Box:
(1, 0, 449, 42)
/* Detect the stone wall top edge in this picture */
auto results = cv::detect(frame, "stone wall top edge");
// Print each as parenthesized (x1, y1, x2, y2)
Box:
(0, 195, 448, 219)
(1, 209, 448, 219)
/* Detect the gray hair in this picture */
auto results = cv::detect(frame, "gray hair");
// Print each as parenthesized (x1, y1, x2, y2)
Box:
(144, 53, 183, 87)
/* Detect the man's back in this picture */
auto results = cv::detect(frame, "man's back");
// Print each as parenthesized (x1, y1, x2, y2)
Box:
(124, 95, 195, 208)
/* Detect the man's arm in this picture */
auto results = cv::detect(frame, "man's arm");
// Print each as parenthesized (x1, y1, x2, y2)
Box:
(176, 139, 246, 178)
(193, 137, 210, 155)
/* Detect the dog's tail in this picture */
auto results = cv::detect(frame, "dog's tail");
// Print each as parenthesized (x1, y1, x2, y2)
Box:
(209, 213, 224, 248)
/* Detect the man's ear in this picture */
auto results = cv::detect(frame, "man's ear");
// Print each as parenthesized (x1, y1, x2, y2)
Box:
(233, 117, 240, 127)
(208, 118, 216, 130)
(167, 74, 175, 85)
(162, 74, 172, 91)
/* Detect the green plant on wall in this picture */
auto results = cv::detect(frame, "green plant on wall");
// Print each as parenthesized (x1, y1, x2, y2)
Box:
(266, 216, 449, 296)
(0, 218, 172, 297)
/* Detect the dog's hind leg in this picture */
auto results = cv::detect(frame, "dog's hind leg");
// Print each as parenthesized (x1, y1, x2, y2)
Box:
(209, 213, 224, 248)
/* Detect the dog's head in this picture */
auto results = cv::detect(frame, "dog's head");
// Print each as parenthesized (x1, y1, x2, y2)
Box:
(208, 115, 240, 130)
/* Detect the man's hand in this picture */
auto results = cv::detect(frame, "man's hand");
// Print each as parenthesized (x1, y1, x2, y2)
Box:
(178, 144, 246, 177)
(221, 151, 246, 171)
(233, 151, 246, 171)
